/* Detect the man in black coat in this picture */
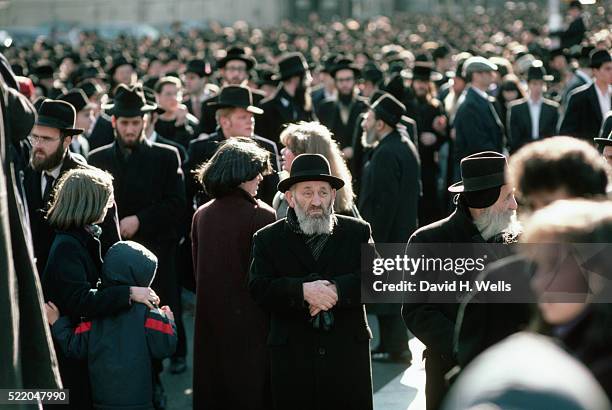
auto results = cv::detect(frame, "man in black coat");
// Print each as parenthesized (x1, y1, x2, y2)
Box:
(256, 52, 315, 148)
(552, 0, 587, 50)
(186, 85, 280, 208)
(402, 151, 518, 410)
(559, 49, 612, 142)
(359, 94, 420, 362)
(316, 57, 368, 158)
(197, 47, 259, 135)
(507, 61, 560, 154)
(453, 57, 504, 176)
(249, 154, 374, 410)
(182, 58, 217, 122)
(87, 84, 187, 396)
(23, 99, 120, 274)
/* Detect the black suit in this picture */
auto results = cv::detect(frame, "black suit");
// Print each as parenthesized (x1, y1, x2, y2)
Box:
(454, 87, 504, 166)
(507, 97, 560, 153)
(559, 83, 610, 142)
(151, 131, 188, 165)
(88, 115, 114, 151)
(23, 150, 121, 274)
(256, 86, 314, 148)
(316, 96, 368, 149)
(88, 138, 187, 357)
(248, 215, 374, 410)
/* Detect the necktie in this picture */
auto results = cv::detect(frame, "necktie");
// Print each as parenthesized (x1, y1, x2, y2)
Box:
(42, 173, 55, 205)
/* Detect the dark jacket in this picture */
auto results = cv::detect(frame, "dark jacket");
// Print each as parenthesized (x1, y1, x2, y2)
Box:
(42, 228, 132, 410)
(154, 114, 198, 149)
(23, 150, 121, 274)
(192, 189, 276, 410)
(256, 86, 314, 148)
(88, 115, 114, 152)
(559, 16, 586, 49)
(185, 129, 280, 207)
(358, 130, 421, 243)
(454, 87, 504, 163)
(150, 131, 188, 165)
(559, 83, 610, 142)
(402, 197, 486, 410)
(50, 241, 177, 410)
(507, 97, 560, 153)
(316, 96, 368, 149)
(248, 214, 374, 410)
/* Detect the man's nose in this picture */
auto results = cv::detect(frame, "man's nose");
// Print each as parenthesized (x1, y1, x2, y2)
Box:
(312, 193, 322, 206)
(508, 194, 518, 211)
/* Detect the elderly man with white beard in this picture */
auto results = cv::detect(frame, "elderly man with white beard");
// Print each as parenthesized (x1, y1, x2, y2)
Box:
(249, 153, 374, 410)
(402, 151, 519, 410)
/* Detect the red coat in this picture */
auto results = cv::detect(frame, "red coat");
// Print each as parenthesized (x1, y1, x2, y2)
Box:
(191, 189, 276, 409)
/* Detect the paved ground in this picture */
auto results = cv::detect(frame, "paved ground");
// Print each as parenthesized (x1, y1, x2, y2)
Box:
(161, 292, 425, 410)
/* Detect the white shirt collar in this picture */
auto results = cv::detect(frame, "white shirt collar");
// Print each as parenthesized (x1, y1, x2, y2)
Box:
(471, 86, 490, 101)
(45, 162, 63, 180)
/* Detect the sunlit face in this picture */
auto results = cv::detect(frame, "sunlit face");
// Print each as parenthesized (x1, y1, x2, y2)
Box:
(359, 80, 376, 98)
(528, 80, 545, 98)
(286, 180, 336, 218)
(593, 62, 612, 86)
(113, 116, 145, 147)
(29, 125, 70, 171)
(281, 146, 297, 171)
(474, 71, 494, 88)
(490, 184, 519, 213)
(157, 83, 182, 113)
(221, 60, 248, 85)
(219, 108, 255, 137)
(76, 108, 95, 134)
(334, 69, 356, 97)
(603, 146, 612, 167)
(239, 173, 263, 197)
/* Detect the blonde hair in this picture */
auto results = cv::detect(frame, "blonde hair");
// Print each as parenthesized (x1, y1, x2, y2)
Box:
(47, 168, 114, 230)
(280, 121, 355, 213)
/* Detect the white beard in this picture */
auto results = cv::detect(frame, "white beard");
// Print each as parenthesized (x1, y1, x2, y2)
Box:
(474, 207, 517, 241)
(294, 201, 335, 235)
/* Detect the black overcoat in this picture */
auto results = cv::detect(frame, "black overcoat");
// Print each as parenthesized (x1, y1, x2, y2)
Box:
(559, 83, 611, 142)
(248, 215, 374, 410)
(507, 97, 560, 153)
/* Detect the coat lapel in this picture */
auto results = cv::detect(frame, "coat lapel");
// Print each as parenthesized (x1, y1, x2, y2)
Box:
(283, 222, 318, 272)
(588, 84, 603, 125)
(314, 220, 343, 273)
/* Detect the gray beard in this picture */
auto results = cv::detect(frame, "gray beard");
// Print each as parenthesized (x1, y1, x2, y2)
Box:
(473, 207, 516, 241)
(294, 201, 336, 235)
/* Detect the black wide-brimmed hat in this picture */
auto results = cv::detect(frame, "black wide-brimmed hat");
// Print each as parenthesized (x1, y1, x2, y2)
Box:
(59, 88, 95, 112)
(273, 52, 311, 81)
(101, 84, 157, 117)
(320, 53, 339, 73)
(409, 61, 443, 82)
(368, 93, 406, 127)
(35, 99, 83, 136)
(278, 154, 344, 193)
(527, 60, 554, 82)
(207, 85, 263, 114)
(217, 47, 256, 71)
(362, 62, 383, 85)
(142, 86, 165, 115)
(109, 54, 136, 76)
(449, 151, 507, 193)
(185, 59, 212, 77)
(590, 49, 611, 69)
(330, 57, 361, 78)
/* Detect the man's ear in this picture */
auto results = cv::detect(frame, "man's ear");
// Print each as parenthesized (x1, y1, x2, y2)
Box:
(285, 190, 295, 208)
(62, 135, 73, 151)
(111, 115, 117, 129)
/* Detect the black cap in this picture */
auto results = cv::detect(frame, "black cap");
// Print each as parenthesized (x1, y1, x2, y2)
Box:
(101, 84, 157, 117)
(207, 85, 263, 114)
(369, 93, 406, 127)
(35, 99, 83, 136)
(277, 154, 344, 193)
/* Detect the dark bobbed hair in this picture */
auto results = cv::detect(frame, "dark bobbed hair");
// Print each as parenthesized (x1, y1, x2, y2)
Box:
(195, 137, 272, 198)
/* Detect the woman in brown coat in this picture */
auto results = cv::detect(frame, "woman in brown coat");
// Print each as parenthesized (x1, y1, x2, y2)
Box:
(191, 137, 276, 409)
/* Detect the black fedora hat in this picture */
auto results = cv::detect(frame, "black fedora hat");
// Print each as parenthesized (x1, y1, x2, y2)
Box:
(255, 65, 279, 87)
(590, 49, 611, 69)
(207, 85, 263, 114)
(101, 84, 157, 117)
(185, 59, 212, 77)
(35, 99, 83, 136)
(217, 47, 256, 71)
(109, 54, 136, 76)
(410, 61, 443, 82)
(272, 52, 310, 81)
(448, 151, 507, 193)
(368, 93, 406, 127)
(330, 57, 361, 78)
(59, 88, 95, 112)
(320, 53, 339, 73)
(362, 62, 383, 85)
(527, 60, 554, 82)
(76, 79, 104, 98)
(142, 86, 165, 115)
(278, 154, 344, 193)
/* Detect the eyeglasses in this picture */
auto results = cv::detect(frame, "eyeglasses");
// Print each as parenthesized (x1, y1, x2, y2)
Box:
(29, 135, 61, 145)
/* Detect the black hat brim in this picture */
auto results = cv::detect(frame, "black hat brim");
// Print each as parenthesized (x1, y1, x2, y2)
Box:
(35, 115, 83, 136)
(272, 62, 315, 81)
(217, 55, 256, 71)
(101, 102, 157, 117)
(207, 101, 263, 115)
(278, 174, 345, 193)
(594, 138, 612, 147)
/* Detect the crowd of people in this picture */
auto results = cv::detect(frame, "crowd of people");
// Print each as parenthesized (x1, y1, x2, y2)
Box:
(1, 1, 612, 409)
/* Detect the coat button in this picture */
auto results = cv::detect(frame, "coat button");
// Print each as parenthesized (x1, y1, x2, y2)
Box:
(318, 347, 326, 356)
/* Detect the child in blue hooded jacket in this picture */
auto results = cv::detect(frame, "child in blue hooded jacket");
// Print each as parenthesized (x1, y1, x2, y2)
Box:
(46, 240, 177, 410)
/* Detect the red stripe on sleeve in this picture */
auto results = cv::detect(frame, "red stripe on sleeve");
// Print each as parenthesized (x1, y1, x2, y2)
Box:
(74, 321, 92, 334)
(145, 318, 174, 335)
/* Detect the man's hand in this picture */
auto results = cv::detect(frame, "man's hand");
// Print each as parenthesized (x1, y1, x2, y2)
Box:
(44, 301, 60, 325)
(120, 215, 140, 239)
(432, 115, 447, 134)
(342, 146, 354, 160)
(175, 104, 188, 126)
(160, 305, 175, 322)
(130, 287, 160, 309)
(420, 132, 437, 146)
(304, 281, 338, 316)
